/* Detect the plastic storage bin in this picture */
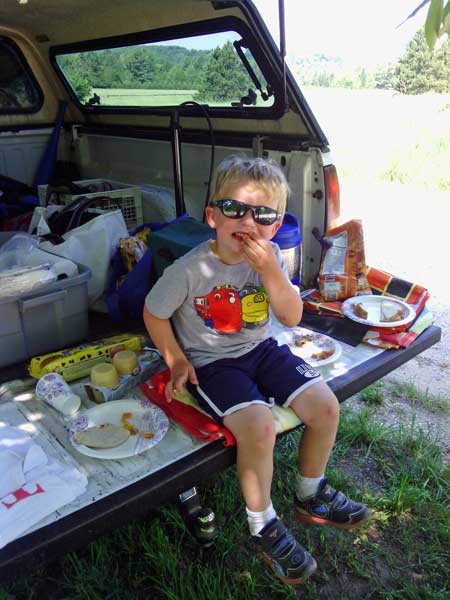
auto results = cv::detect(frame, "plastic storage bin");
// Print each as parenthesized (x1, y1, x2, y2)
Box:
(0, 236, 91, 368)
(273, 212, 302, 285)
(38, 178, 143, 232)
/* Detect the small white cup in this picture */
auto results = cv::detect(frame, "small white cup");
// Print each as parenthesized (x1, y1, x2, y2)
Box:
(35, 373, 81, 416)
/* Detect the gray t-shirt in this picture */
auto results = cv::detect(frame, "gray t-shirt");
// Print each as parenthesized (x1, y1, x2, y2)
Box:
(145, 240, 290, 368)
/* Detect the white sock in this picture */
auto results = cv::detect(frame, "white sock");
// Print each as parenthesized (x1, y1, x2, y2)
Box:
(246, 501, 277, 536)
(296, 474, 324, 501)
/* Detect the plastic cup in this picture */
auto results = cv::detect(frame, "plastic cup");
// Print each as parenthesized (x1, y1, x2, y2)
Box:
(35, 373, 81, 416)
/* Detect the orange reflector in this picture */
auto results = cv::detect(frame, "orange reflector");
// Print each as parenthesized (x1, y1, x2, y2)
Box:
(323, 165, 340, 231)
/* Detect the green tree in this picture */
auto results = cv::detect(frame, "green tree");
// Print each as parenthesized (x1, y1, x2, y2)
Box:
(310, 71, 336, 87)
(374, 64, 395, 90)
(391, 28, 450, 94)
(125, 47, 156, 87)
(71, 73, 91, 101)
(195, 41, 249, 102)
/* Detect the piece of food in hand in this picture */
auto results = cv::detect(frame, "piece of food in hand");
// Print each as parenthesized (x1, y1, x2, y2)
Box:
(380, 300, 405, 322)
(353, 302, 368, 319)
(73, 423, 130, 449)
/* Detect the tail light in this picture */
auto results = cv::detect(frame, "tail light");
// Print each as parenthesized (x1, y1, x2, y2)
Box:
(323, 164, 340, 231)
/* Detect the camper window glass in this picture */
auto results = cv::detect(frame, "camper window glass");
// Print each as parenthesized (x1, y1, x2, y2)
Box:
(54, 30, 274, 111)
(0, 38, 43, 113)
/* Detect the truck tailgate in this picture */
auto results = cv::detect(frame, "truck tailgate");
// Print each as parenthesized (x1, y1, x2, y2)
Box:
(0, 323, 441, 578)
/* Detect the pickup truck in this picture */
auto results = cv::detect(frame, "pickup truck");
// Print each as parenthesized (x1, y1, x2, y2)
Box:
(0, 0, 441, 579)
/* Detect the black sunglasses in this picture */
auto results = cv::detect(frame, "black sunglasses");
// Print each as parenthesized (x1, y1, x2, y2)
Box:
(212, 199, 281, 226)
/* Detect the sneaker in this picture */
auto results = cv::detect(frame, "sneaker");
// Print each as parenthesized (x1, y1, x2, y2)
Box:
(295, 478, 369, 529)
(251, 517, 317, 585)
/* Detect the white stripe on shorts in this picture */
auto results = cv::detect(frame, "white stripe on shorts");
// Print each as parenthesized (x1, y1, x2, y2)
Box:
(283, 376, 323, 408)
(195, 385, 274, 418)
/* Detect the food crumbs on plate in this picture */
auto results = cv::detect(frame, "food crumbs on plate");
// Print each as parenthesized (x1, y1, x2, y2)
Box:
(120, 412, 137, 435)
(122, 422, 138, 435)
(311, 350, 333, 360)
(142, 432, 154, 439)
(295, 334, 314, 347)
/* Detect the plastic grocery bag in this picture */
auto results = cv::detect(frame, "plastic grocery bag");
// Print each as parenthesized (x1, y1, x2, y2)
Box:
(39, 209, 128, 305)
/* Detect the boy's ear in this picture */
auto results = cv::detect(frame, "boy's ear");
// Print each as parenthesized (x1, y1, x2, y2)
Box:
(205, 206, 217, 229)
(270, 221, 281, 238)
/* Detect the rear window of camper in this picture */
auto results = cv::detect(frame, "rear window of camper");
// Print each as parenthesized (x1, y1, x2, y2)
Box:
(53, 23, 276, 113)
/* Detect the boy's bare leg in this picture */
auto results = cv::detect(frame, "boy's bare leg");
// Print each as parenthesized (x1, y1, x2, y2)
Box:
(224, 404, 276, 512)
(288, 380, 340, 477)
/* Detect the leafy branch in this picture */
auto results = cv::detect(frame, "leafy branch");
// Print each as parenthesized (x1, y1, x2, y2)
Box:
(399, 0, 450, 49)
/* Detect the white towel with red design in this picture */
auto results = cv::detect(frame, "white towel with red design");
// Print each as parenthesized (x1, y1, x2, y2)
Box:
(0, 426, 87, 549)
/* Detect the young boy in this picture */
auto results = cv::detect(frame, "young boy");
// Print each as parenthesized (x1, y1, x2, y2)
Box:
(143, 156, 369, 585)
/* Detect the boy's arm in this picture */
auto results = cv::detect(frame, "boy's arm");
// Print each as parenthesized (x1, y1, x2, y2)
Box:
(242, 237, 302, 327)
(143, 306, 198, 401)
(261, 264, 303, 327)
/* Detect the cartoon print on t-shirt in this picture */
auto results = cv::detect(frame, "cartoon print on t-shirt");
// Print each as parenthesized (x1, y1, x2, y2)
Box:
(194, 285, 242, 333)
(240, 284, 269, 329)
(194, 282, 268, 333)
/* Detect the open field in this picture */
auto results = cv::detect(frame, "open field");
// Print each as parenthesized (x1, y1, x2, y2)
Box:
(303, 88, 450, 192)
(92, 88, 198, 106)
(91, 88, 271, 108)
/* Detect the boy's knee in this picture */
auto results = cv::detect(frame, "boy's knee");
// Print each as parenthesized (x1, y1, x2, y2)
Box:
(291, 384, 340, 426)
(229, 408, 276, 451)
(322, 392, 340, 421)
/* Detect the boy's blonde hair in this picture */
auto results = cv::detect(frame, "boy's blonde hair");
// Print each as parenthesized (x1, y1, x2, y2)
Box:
(209, 156, 290, 218)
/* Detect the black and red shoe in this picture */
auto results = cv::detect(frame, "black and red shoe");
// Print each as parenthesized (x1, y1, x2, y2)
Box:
(295, 478, 369, 530)
(251, 517, 317, 585)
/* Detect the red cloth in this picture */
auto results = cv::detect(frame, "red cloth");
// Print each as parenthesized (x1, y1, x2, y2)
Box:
(140, 370, 236, 447)
(303, 267, 430, 335)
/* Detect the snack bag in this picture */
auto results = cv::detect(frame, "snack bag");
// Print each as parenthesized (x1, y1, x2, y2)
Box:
(318, 219, 371, 301)
(119, 233, 148, 273)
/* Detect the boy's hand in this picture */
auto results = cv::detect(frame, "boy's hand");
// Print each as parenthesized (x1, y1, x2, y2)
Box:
(165, 359, 198, 402)
(241, 235, 279, 275)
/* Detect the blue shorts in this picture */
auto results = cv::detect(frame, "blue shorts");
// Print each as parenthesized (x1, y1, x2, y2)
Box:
(187, 338, 323, 425)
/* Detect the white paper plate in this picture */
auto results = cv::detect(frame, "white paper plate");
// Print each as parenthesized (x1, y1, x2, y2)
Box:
(342, 296, 416, 328)
(69, 398, 169, 459)
(276, 326, 342, 367)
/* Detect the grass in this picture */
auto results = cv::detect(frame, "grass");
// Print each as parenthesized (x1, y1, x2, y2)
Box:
(358, 381, 385, 405)
(389, 381, 450, 413)
(92, 88, 198, 106)
(358, 380, 450, 413)
(1, 399, 449, 600)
